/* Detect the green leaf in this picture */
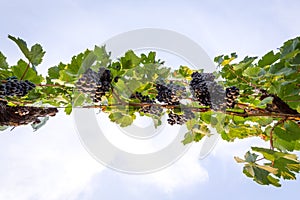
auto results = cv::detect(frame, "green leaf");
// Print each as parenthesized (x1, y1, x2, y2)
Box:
(109, 112, 123, 122)
(238, 149, 282, 187)
(141, 52, 157, 64)
(232, 116, 246, 124)
(73, 92, 86, 107)
(48, 63, 66, 80)
(94, 45, 111, 66)
(232, 56, 257, 70)
(29, 44, 46, 66)
(0, 126, 9, 131)
(78, 52, 97, 75)
(251, 117, 273, 126)
(273, 137, 300, 152)
(269, 65, 295, 76)
(182, 131, 194, 145)
(243, 66, 265, 77)
(8, 35, 45, 66)
(64, 105, 73, 115)
(252, 167, 275, 185)
(274, 120, 300, 142)
(258, 51, 280, 67)
(280, 38, 300, 59)
(214, 53, 237, 66)
(151, 115, 162, 128)
(244, 151, 258, 163)
(257, 165, 278, 174)
(147, 52, 156, 63)
(118, 116, 132, 127)
(258, 97, 273, 106)
(11, 60, 43, 84)
(178, 66, 193, 78)
(117, 115, 134, 127)
(0, 69, 13, 80)
(8, 35, 30, 59)
(252, 147, 300, 180)
(120, 50, 141, 69)
(0, 51, 8, 69)
(226, 124, 262, 140)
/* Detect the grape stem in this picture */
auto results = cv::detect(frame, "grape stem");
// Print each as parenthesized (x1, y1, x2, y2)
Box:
(20, 62, 31, 80)
(269, 118, 287, 151)
(256, 157, 265, 162)
(36, 84, 67, 88)
(226, 110, 300, 119)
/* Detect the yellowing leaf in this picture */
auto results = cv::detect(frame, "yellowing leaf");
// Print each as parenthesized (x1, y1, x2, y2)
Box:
(257, 165, 278, 174)
(221, 57, 235, 66)
(234, 156, 245, 163)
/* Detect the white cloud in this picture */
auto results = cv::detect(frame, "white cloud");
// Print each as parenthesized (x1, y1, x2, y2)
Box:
(140, 143, 209, 193)
(0, 112, 104, 200)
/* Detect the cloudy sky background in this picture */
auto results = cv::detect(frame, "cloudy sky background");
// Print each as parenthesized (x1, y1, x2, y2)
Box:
(1, 0, 300, 199)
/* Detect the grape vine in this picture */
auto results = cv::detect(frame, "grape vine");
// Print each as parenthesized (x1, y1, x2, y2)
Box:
(0, 35, 300, 187)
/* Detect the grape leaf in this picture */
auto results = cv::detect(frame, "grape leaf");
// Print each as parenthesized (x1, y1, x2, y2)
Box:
(120, 50, 141, 69)
(11, 59, 43, 84)
(8, 35, 30, 59)
(94, 45, 111, 66)
(272, 120, 300, 151)
(0, 126, 9, 131)
(280, 37, 300, 59)
(0, 51, 8, 69)
(252, 147, 300, 180)
(47, 63, 66, 80)
(258, 97, 273, 107)
(236, 151, 281, 187)
(178, 66, 193, 78)
(8, 35, 45, 66)
(29, 44, 46, 66)
(64, 104, 73, 115)
(182, 131, 194, 145)
(258, 51, 280, 67)
(243, 66, 265, 77)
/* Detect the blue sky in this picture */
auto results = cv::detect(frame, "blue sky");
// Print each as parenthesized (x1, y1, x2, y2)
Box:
(1, 0, 300, 200)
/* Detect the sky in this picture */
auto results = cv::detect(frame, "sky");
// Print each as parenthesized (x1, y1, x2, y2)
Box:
(1, 0, 300, 200)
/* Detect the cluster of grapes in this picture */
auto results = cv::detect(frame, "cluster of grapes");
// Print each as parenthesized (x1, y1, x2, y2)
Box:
(190, 72, 225, 109)
(76, 68, 113, 102)
(0, 101, 58, 127)
(0, 77, 36, 98)
(94, 68, 113, 102)
(189, 72, 241, 109)
(156, 81, 186, 105)
(130, 92, 163, 116)
(167, 109, 195, 125)
(226, 86, 240, 108)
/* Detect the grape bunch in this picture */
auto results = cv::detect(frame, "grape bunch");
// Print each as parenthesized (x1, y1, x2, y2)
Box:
(0, 100, 58, 127)
(156, 81, 186, 105)
(0, 76, 36, 98)
(94, 68, 113, 102)
(225, 86, 240, 108)
(76, 68, 98, 93)
(190, 72, 215, 107)
(76, 68, 113, 102)
(167, 109, 195, 125)
(190, 72, 225, 109)
(130, 92, 163, 116)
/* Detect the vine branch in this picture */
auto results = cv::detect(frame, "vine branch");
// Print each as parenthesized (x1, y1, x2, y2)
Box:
(20, 61, 31, 80)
